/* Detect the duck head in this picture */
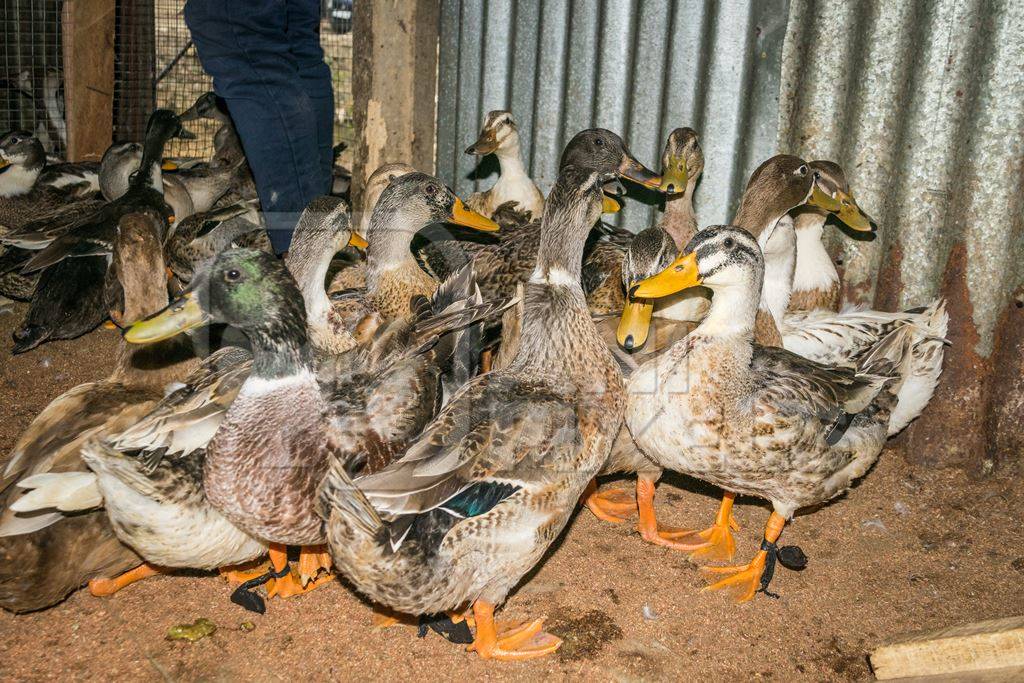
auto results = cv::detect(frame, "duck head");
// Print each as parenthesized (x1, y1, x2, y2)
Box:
(806, 160, 876, 234)
(465, 110, 521, 157)
(0, 130, 45, 173)
(179, 91, 230, 124)
(368, 171, 499, 243)
(358, 162, 416, 238)
(126, 249, 309, 369)
(559, 128, 662, 191)
(630, 226, 764, 336)
(659, 127, 704, 195)
(615, 226, 679, 350)
(734, 154, 838, 242)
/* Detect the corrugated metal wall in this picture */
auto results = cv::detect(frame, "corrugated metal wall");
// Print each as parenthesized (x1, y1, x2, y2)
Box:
(779, 0, 1024, 472)
(436, 0, 789, 232)
(433, 0, 1023, 472)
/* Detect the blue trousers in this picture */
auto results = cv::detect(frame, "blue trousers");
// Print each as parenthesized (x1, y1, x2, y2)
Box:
(184, 0, 333, 253)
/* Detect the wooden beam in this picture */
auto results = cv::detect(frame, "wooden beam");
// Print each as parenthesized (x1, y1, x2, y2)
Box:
(351, 0, 440, 210)
(871, 616, 1024, 680)
(62, 0, 115, 161)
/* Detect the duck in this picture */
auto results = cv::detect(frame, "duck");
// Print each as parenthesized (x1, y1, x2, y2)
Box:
(179, 92, 244, 167)
(360, 172, 498, 322)
(0, 130, 98, 199)
(419, 128, 661, 306)
(599, 127, 706, 336)
(621, 225, 918, 601)
(787, 160, 874, 314)
(8, 111, 186, 353)
(318, 164, 626, 661)
(112, 244, 503, 600)
(464, 110, 544, 221)
(284, 196, 372, 355)
(100, 140, 238, 220)
(754, 172, 948, 436)
(0, 209, 197, 612)
(588, 156, 848, 539)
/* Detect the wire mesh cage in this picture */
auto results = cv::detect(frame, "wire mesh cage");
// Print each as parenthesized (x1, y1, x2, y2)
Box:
(1, 0, 66, 157)
(2, 0, 354, 163)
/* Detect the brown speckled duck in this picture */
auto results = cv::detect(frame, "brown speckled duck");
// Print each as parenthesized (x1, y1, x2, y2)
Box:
(318, 164, 626, 661)
(624, 225, 910, 601)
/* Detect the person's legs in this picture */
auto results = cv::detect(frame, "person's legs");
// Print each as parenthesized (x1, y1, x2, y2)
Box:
(285, 0, 334, 184)
(184, 0, 323, 252)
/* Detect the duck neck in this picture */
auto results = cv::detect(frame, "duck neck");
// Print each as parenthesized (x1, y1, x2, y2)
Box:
(660, 178, 698, 250)
(0, 162, 41, 197)
(111, 220, 194, 386)
(757, 217, 796, 328)
(285, 239, 336, 330)
(733, 193, 790, 242)
(246, 301, 315, 380)
(791, 211, 838, 295)
(133, 129, 170, 192)
(494, 137, 528, 182)
(365, 207, 423, 289)
(697, 276, 760, 342)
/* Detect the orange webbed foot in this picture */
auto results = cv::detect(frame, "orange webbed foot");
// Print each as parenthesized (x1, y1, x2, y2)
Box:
(89, 563, 164, 597)
(702, 551, 768, 603)
(468, 601, 562, 661)
(582, 479, 636, 524)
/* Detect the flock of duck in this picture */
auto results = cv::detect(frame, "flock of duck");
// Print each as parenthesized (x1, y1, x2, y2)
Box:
(0, 98, 947, 661)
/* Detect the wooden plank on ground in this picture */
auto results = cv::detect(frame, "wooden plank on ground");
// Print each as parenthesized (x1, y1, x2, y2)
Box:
(871, 616, 1024, 680)
(62, 0, 115, 161)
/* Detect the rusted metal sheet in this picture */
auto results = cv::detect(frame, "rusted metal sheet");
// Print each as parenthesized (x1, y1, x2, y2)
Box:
(779, 0, 1024, 471)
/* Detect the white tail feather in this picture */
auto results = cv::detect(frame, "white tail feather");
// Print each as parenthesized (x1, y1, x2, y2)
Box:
(10, 472, 103, 513)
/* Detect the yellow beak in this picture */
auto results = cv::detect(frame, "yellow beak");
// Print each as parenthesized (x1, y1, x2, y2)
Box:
(602, 194, 622, 214)
(347, 232, 368, 249)
(631, 251, 701, 299)
(161, 160, 179, 171)
(449, 197, 500, 232)
(0, 158, 10, 170)
(807, 184, 841, 212)
(659, 154, 688, 194)
(834, 191, 875, 232)
(619, 155, 662, 190)
(616, 299, 654, 350)
(124, 290, 209, 344)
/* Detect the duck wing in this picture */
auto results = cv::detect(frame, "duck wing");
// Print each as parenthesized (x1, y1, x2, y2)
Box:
(355, 373, 579, 519)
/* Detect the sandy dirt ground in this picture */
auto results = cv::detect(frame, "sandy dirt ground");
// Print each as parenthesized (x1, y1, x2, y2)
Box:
(0, 302, 1021, 681)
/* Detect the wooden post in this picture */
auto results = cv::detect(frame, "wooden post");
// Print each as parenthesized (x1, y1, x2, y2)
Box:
(61, 0, 115, 161)
(351, 0, 440, 211)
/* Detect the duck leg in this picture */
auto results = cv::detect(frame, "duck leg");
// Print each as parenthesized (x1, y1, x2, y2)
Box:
(264, 544, 334, 598)
(635, 475, 707, 550)
(88, 562, 165, 596)
(581, 478, 636, 523)
(466, 600, 562, 661)
(686, 492, 740, 562)
(703, 511, 786, 602)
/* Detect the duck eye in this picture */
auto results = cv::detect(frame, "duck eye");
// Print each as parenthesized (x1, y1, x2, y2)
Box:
(425, 183, 438, 196)
(797, 165, 808, 176)
(723, 237, 735, 249)
(594, 137, 604, 147)
(224, 268, 241, 283)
